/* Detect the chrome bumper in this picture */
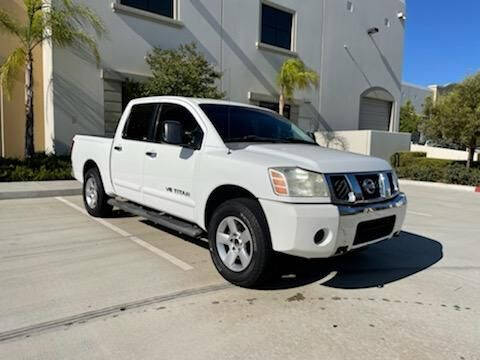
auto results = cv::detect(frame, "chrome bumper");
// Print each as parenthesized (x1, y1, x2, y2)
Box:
(338, 193, 407, 216)
(335, 193, 407, 251)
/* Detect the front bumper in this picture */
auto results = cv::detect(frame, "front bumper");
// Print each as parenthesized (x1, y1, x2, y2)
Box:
(259, 193, 407, 258)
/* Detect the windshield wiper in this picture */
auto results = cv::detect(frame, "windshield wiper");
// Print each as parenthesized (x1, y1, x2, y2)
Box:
(225, 135, 284, 143)
(224, 135, 317, 145)
(280, 138, 318, 145)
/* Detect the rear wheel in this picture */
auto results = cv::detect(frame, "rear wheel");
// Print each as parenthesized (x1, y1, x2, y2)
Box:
(83, 167, 113, 217)
(208, 198, 273, 287)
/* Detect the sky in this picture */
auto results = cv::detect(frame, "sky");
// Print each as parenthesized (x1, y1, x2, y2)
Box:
(403, 0, 480, 87)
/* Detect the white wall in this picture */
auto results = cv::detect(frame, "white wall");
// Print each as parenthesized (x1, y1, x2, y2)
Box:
(315, 130, 411, 161)
(50, 0, 406, 154)
(320, 0, 405, 132)
(401, 82, 432, 113)
(411, 144, 480, 162)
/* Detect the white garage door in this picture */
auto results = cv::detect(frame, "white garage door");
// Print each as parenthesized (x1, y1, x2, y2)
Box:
(359, 97, 392, 131)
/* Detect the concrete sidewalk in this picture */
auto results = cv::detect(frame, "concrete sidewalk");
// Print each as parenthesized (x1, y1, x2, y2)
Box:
(0, 180, 82, 200)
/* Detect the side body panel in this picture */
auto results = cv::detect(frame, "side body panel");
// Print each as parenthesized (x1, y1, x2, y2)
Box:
(110, 138, 145, 204)
(71, 135, 114, 195)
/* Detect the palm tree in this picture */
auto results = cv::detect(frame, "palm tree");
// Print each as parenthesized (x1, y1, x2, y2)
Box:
(0, 0, 104, 158)
(277, 58, 319, 116)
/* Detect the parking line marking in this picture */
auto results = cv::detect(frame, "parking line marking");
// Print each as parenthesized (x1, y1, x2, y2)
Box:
(407, 210, 433, 217)
(55, 197, 194, 271)
(129, 236, 193, 271)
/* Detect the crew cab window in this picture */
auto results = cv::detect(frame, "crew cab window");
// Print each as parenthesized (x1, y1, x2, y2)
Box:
(155, 103, 204, 148)
(122, 103, 158, 141)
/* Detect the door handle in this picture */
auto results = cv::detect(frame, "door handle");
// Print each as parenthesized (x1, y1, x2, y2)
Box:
(114, 145, 122, 151)
(145, 151, 157, 158)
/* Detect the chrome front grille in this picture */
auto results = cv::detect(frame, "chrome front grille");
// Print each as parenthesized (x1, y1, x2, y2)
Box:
(330, 175, 350, 202)
(326, 171, 398, 205)
(355, 174, 381, 200)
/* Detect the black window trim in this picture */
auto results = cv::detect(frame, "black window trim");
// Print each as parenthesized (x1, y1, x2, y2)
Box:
(112, 0, 184, 27)
(153, 102, 205, 150)
(122, 103, 160, 142)
(258, 1, 297, 53)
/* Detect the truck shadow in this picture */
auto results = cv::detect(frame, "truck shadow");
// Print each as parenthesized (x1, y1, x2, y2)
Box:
(261, 231, 443, 290)
(139, 219, 443, 290)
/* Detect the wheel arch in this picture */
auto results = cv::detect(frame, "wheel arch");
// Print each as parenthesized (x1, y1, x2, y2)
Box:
(83, 159, 99, 179)
(203, 185, 258, 230)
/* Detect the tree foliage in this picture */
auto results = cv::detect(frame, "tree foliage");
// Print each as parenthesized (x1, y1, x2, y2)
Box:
(0, 0, 104, 95)
(422, 72, 480, 168)
(399, 100, 421, 141)
(0, 0, 104, 157)
(277, 59, 318, 116)
(140, 43, 224, 99)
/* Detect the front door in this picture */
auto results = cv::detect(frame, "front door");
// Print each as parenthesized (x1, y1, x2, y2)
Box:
(111, 103, 159, 203)
(142, 103, 204, 222)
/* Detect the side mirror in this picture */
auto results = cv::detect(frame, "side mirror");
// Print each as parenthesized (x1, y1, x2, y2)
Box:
(163, 120, 183, 145)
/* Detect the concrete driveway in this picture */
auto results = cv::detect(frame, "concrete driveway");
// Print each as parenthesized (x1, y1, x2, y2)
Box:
(0, 184, 478, 359)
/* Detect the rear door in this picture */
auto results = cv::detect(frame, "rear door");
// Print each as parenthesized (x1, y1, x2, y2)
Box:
(111, 103, 159, 203)
(142, 103, 204, 221)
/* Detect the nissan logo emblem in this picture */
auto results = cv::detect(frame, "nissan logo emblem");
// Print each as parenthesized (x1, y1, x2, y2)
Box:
(362, 178, 376, 195)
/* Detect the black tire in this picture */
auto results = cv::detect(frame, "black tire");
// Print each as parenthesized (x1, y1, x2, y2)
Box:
(83, 167, 113, 217)
(208, 198, 273, 288)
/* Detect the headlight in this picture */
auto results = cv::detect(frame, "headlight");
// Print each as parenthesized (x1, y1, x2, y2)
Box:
(269, 167, 330, 197)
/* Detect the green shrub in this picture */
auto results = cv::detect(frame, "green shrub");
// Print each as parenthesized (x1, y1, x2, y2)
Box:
(390, 151, 426, 167)
(444, 164, 480, 186)
(396, 163, 445, 182)
(0, 153, 73, 182)
(391, 151, 480, 186)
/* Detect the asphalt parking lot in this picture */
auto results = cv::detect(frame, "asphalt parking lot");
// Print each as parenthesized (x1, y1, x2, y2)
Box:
(0, 184, 479, 359)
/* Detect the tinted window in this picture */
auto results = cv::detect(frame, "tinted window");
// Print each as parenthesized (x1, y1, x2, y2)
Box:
(123, 103, 158, 141)
(156, 104, 204, 148)
(121, 0, 174, 18)
(258, 101, 291, 119)
(261, 4, 293, 50)
(199, 104, 315, 145)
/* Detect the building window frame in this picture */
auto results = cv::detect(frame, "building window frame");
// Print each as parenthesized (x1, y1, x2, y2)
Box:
(257, 1, 297, 55)
(111, 0, 183, 27)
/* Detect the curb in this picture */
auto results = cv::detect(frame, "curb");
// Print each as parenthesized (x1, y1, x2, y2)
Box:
(0, 188, 82, 200)
(399, 179, 478, 193)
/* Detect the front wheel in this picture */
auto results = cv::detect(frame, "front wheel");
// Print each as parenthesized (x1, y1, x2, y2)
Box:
(83, 167, 113, 217)
(208, 198, 273, 287)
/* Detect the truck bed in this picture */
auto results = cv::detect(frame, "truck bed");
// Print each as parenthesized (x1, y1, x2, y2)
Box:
(71, 135, 114, 194)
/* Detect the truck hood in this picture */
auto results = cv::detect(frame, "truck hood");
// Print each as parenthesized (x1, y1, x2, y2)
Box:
(229, 143, 391, 173)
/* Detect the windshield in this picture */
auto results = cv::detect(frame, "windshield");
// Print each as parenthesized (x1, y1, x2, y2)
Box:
(199, 104, 317, 145)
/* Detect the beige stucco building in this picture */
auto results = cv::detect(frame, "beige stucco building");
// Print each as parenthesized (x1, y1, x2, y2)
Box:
(0, 0, 46, 158)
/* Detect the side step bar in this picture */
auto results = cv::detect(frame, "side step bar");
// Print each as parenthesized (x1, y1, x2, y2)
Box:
(108, 199, 204, 238)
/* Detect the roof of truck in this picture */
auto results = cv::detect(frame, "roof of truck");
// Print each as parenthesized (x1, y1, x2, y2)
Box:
(129, 96, 272, 111)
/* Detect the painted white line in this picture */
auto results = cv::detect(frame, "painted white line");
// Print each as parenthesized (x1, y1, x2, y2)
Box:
(129, 236, 193, 271)
(317, 271, 338, 285)
(55, 197, 193, 271)
(55, 196, 132, 237)
(407, 210, 433, 217)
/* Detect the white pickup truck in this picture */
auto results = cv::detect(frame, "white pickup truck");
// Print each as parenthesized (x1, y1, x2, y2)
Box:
(72, 96, 407, 287)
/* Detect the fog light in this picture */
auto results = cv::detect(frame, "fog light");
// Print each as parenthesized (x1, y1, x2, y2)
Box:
(314, 229, 327, 245)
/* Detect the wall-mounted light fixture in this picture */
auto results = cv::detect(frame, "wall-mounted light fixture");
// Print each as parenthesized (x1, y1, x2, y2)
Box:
(367, 27, 379, 36)
(397, 12, 407, 20)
